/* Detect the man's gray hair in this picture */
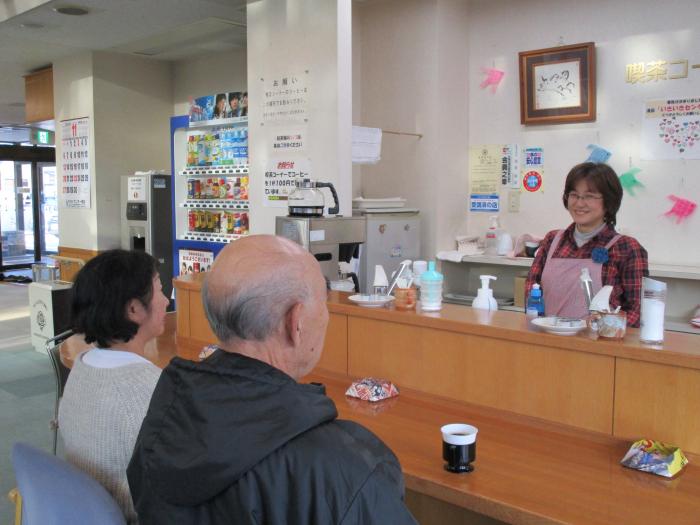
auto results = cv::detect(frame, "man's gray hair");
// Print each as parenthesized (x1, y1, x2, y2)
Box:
(202, 273, 311, 343)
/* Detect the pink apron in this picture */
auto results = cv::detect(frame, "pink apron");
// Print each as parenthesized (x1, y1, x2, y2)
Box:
(541, 230, 621, 319)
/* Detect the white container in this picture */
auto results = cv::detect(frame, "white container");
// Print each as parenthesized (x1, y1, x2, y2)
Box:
(472, 275, 498, 310)
(640, 277, 666, 344)
(420, 261, 443, 311)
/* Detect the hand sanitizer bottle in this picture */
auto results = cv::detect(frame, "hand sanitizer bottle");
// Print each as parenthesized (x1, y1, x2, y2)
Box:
(472, 275, 498, 310)
(484, 216, 500, 256)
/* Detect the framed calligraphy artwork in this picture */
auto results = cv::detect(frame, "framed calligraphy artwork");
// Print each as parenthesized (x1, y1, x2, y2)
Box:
(519, 42, 596, 125)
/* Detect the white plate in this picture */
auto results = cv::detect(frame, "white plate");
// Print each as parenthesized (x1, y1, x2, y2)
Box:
(348, 294, 395, 308)
(531, 316, 586, 336)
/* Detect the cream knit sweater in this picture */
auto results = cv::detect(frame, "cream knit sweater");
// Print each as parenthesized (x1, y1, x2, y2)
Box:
(58, 352, 161, 523)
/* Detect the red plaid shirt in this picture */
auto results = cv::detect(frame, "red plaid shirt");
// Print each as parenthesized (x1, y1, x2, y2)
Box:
(525, 223, 649, 327)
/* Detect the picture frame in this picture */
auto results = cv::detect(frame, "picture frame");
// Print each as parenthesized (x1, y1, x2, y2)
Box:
(519, 42, 596, 125)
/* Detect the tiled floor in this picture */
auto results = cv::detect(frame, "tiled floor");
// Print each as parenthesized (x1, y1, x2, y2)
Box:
(0, 282, 55, 524)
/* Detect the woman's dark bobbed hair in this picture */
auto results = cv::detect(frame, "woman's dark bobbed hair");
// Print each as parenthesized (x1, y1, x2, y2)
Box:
(70, 249, 159, 348)
(562, 162, 623, 226)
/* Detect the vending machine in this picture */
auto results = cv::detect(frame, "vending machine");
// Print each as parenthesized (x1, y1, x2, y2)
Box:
(120, 171, 174, 299)
(170, 94, 249, 281)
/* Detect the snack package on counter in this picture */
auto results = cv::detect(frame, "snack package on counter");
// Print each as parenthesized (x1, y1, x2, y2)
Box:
(345, 378, 399, 402)
(199, 345, 218, 361)
(620, 439, 688, 478)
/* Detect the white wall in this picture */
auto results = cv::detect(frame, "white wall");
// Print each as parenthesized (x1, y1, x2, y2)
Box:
(173, 48, 247, 117)
(54, 51, 173, 251)
(247, 0, 353, 234)
(356, 0, 700, 267)
(53, 52, 98, 250)
(355, 0, 469, 258)
(92, 51, 173, 250)
(466, 0, 700, 267)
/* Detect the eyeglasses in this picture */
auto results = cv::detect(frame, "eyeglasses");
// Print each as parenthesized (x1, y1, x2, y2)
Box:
(566, 192, 603, 204)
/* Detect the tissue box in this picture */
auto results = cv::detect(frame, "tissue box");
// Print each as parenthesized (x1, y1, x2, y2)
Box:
(345, 378, 399, 402)
(620, 439, 688, 478)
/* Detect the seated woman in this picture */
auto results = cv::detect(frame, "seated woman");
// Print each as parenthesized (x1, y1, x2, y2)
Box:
(58, 249, 167, 523)
(525, 162, 649, 326)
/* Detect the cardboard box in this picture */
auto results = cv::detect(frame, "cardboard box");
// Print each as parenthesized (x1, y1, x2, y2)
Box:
(514, 275, 527, 308)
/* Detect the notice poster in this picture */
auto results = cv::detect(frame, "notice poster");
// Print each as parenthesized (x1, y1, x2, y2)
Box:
(271, 125, 307, 153)
(641, 98, 700, 160)
(262, 72, 309, 123)
(501, 144, 520, 189)
(60, 117, 91, 209)
(522, 147, 544, 193)
(264, 158, 311, 207)
(178, 249, 214, 275)
(468, 145, 502, 195)
(470, 194, 500, 213)
(189, 91, 248, 123)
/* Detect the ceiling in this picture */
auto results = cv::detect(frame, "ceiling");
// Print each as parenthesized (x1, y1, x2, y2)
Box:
(0, 0, 248, 132)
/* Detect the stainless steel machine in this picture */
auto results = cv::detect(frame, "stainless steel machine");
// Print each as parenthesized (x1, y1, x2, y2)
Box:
(275, 216, 366, 288)
(120, 171, 173, 300)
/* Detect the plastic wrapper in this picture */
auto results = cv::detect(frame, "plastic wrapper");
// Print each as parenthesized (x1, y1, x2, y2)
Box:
(620, 439, 688, 478)
(345, 377, 399, 402)
(199, 345, 218, 361)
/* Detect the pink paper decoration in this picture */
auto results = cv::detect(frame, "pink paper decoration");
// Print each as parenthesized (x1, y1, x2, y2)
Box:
(663, 195, 697, 224)
(480, 68, 505, 93)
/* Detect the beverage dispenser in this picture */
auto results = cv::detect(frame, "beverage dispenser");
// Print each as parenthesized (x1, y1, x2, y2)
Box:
(120, 172, 174, 300)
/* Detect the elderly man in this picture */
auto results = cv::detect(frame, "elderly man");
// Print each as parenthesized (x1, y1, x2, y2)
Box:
(128, 235, 416, 524)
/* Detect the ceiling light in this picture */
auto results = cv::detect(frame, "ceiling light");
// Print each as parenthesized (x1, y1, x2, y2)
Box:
(53, 5, 89, 16)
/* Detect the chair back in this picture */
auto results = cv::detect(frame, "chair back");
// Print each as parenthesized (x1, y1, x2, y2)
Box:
(46, 330, 73, 397)
(12, 443, 126, 525)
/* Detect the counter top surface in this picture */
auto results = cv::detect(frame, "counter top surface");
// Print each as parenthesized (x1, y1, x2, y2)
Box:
(173, 275, 700, 370)
(309, 371, 700, 525)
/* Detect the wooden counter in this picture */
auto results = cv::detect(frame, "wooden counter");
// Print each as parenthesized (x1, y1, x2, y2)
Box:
(173, 273, 700, 458)
(64, 280, 700, 525)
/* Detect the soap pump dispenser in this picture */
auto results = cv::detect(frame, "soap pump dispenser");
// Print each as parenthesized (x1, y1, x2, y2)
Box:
(472, 275, 498, 310)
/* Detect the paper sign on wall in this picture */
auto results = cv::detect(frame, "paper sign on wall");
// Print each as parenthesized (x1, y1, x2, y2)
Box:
(470, 194, 499, 212)
(264, 158, 311, 207)
(522, 147, 544, 192)
(262, 72, 309, 123)
(272, 126, 307, 153)
(469, 145, 502, 195)
(60, 117, 91, 209)
(641, 98, 700, 160)
(501, 144, 520, 189)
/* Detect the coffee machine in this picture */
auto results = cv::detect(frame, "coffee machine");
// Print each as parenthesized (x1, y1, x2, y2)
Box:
(275, 179, 365, 289)
(120, 172, 173, 300)
(276, 215, 366, 286)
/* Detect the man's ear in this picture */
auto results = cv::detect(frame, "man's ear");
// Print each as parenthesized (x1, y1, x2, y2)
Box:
(126, 298, 147, 325)
(285, 302, 304, 347)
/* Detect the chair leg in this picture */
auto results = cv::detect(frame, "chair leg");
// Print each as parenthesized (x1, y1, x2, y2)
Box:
(8, 488, 22, 525)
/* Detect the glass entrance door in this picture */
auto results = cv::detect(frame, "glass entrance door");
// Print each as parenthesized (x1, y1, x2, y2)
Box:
(0, 160, 35, 266)
(38, 162, 58, 256)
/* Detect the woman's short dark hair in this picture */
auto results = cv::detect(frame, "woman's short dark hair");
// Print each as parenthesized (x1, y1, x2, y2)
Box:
(562, 162, 623, 226)
(71, 249, 159, 348)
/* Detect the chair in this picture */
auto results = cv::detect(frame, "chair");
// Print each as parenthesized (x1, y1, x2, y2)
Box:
(45, 329, 74, 455)
(12, 442, 126, 525)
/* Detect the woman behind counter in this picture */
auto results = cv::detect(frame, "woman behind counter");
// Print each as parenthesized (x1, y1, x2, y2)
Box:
(525, 162, 649, 326)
